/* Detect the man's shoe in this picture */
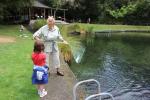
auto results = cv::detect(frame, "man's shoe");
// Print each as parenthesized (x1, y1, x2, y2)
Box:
(57, 71, 64, 76)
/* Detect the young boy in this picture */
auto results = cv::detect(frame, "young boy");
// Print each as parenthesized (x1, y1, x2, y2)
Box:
(31, 41, 48, 97)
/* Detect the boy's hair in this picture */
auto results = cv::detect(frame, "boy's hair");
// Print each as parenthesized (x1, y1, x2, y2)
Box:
(33, 41, 45, 52)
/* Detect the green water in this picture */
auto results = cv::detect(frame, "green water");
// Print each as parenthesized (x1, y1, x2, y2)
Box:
(70, 33, 150, 100)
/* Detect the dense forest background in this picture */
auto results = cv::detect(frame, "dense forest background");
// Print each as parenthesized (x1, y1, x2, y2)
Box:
(0, 0, 150, 25)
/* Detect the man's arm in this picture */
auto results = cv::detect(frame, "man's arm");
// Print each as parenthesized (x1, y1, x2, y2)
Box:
(33, 27, 42, 40)
(58, 30, 68, 44)
(58, 30, 64, 42)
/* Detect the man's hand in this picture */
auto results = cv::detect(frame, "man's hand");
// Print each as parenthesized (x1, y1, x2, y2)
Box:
(63, 40, 69, 44)
(34, 36, 42, 41)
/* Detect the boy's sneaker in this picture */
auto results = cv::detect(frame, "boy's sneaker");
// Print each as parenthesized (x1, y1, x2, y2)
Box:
(38, 89, 44, 95)
(39, 89, 47, 98)
(38, 89, 46, 94)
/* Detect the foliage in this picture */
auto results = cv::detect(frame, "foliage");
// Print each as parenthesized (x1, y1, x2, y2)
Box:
(59, 24, 82, 64)
(108, 3, 137, 19)
(0, 0, 150, 25)
(65, 0, 150, 24)
(124, 0, 150, 24)
(69, 0, 100, 22)
(60, 24, 96, 63)
(43, 0, 68, 18)
(44, 0, 66, 8)
(0, 0, 34, 14)
(32, 19, 46, 31)
(0, 0, 34, 23)
(59, 44, 72, 62)
(103, 0, 150, 24)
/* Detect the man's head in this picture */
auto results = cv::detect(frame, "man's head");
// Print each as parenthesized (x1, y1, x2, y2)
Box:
(47, 16, 55, 28)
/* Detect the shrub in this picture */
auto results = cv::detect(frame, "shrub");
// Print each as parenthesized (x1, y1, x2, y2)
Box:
(32, 19, 46, 31)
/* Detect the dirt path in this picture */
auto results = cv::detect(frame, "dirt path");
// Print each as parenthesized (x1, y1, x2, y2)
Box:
(0, 36, 16, 43)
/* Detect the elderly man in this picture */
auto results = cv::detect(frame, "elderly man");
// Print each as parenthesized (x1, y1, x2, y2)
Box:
(33, 16, 68, 76)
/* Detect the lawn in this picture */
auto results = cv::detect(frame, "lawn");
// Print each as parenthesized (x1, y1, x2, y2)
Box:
(0, 25, 39, 100)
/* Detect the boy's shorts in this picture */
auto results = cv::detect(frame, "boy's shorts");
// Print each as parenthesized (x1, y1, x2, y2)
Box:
(32, 65, 48, 84)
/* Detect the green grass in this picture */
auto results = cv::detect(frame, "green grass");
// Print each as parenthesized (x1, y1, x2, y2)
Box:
(0, 25, 39, 100)
(0, 25, 32, 36)
(73, 23, 150, 31)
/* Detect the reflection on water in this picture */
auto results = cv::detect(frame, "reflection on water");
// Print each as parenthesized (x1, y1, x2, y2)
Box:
(69, 44, 85, 63)
(70, 33, 150, 100)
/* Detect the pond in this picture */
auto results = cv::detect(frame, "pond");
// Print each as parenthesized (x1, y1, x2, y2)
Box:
(70, 32, 150, 100)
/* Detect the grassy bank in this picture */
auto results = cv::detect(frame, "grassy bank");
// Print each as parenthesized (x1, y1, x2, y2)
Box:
(75, 23, 150, 31)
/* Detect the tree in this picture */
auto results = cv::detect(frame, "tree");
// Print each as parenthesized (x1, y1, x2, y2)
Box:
(69, 0, 100, 22)
(106, 0, 150, 24)
(0, 0, 34, 23)
(44, 0, 68, 18)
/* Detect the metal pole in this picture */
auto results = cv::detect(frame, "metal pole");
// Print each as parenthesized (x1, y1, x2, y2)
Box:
(85, 93, 114, 100)
(73, 79, 101, 100)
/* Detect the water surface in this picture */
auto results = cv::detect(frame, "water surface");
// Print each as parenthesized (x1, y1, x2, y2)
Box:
(70, 33, 150, 100)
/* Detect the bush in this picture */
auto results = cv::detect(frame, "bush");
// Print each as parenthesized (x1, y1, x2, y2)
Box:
(32, 19, 46, 31)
